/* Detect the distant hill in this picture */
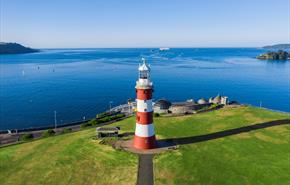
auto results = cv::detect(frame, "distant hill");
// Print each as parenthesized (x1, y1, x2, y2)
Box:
(262, 44, 290, 50)
(0, 42, 39, 54)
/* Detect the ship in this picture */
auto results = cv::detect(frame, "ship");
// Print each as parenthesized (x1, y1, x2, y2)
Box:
(159, 47, 170, 51)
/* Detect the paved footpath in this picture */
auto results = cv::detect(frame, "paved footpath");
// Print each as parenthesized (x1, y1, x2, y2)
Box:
(137, 154, 154, 185)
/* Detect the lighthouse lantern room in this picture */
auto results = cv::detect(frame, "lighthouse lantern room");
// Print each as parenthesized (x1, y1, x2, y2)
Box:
(133, 58, 157, 149)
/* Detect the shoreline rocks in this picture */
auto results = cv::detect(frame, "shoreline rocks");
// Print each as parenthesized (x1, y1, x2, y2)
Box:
(257, 50, 289, 60)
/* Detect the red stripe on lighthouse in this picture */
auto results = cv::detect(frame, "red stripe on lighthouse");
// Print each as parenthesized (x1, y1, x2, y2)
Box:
(133, 135, 156, 149)
(136, 89, 152, 100)
(136, 112, 153, 124)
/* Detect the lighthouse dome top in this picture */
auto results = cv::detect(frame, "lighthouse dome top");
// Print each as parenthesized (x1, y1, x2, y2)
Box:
(138, 58, 151, 71)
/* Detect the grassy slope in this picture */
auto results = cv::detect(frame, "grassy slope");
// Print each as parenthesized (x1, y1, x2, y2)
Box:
(110, 106, 290, 185)
(0, 106, 289, 185)
(152, 107, 290, 185)
(0, 128, 137, 185)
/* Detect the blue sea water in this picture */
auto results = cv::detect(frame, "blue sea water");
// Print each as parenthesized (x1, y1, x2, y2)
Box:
(0, 48, 289, 130)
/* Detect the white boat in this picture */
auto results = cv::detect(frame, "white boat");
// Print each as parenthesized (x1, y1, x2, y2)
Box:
(159, 47, 170, 51)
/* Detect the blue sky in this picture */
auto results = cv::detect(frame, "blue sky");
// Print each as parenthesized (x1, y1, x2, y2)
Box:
(1, 0, 289, 48)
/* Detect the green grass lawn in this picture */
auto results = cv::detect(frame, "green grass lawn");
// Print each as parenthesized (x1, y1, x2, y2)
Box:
(0, 128, 137, 185)
(153, 107, 290, 185)
(0, 106, 289, 185)
(111, 106, 290, 185)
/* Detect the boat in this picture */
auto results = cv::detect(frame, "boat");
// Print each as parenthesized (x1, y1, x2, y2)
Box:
(159, 47, 170, 51)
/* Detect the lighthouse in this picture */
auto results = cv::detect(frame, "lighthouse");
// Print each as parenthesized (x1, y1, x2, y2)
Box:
(133, 58, 157, 149)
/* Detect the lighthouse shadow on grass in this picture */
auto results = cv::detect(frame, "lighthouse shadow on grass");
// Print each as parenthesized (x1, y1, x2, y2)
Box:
(157, 119, 290, 147)
(115, 119, 289, 154)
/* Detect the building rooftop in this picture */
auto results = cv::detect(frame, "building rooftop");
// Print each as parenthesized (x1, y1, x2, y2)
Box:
(154, 99, 172, 109)
(171, 101, 196, 107)
(96, 127, 120, 132)
(197, 98, 208, 104)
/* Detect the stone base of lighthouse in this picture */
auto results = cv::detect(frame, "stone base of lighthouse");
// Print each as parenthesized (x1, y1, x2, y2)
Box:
(133, 135, 157, 149)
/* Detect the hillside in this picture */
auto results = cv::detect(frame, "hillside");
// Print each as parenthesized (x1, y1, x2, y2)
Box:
(0, 42, 39, 54)
(262, 44, 290, 50)
(0, 106, 289, 185)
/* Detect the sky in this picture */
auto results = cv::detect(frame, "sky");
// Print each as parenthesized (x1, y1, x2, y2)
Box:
(0, 0, 289, 48)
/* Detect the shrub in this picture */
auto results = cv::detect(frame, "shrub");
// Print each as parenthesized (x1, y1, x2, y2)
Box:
(80, 123, 87, 128)
(81, 118, 99, 128)
(88, 118, 97, 126)
(154, 113, 160, 117)
(115, 113, 125, 119)
(42, 129, 55, 137)
(81, 122, 91, 128)
(61, 128, 72, 134)
(20, 133, 33, 141)
(95, 119, 102, 124)
(99, 116, 111, 123)
(209, 104, 220, 109)
(86, 113, 126, 127)
(96, 111, 124, 119)
(108, 114, 125, 120)
(96, 112, 110, 119)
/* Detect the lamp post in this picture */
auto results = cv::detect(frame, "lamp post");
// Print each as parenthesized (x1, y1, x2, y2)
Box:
(109, 101, 113, 114)
(54, 111, 57, 130)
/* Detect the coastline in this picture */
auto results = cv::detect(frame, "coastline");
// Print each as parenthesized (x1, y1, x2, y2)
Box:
(1, 103, 289, 133)
(0, 114, 131, 147)
(0, 119, 91, 134)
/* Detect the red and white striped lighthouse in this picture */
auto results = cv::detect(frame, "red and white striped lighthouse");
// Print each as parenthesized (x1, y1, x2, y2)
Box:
(133, 58, 157, 149)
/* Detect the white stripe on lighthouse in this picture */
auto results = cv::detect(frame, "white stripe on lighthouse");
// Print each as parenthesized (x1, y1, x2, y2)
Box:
(135, 123, 155, 137)
(136, 99, 153, 112)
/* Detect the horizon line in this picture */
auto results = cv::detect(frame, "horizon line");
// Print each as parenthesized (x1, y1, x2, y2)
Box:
(37, 46, 265, 49)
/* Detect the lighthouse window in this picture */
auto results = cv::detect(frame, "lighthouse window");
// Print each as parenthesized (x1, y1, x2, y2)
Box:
(144, 100, 147, 103)
(137, 116, 140, 121)
(144, 108, 147, 112)
(140, 71, 148, 79)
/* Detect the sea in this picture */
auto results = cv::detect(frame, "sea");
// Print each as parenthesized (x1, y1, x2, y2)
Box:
(0, 48, 289, 130)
